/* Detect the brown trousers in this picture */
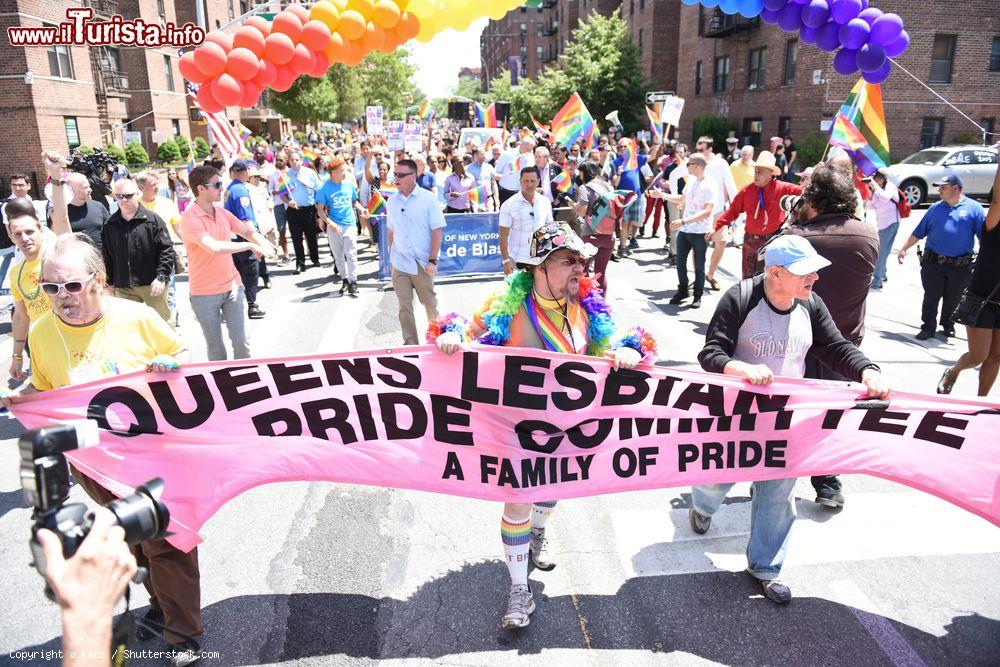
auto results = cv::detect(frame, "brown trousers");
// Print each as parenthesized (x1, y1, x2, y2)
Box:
(72, 467, 203, 645)
(391, 266, 439, 345)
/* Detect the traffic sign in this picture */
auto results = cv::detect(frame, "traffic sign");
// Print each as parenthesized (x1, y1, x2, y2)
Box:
(645, 91, 676, 103)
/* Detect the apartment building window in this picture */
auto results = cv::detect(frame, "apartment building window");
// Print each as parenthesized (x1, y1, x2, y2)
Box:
(929, 34, 956, 83)
(982, 118, 995, 143)
(537, 45, 543, 64)
(163, 55, 174, 91)
(156, 0, 165, 16)
(639, 28, 644, 54)
(640, 0, 645, 8)
(47, 41, 74, 79)
(64, 117, 80, 150)
(520, 22, 526, 35)
(695, 60, 703, 96)
(228, 0, 235, 20)
(172, 119, 181, 136)
(920, 118, 944, 148)
(713, 55, 730, 93)
(783, 39, 797, 85)
(240, 0, 250, 15)
(747, 47, 766, 89)
(741, 118, 763, 148)
(778, 116, 791, 138)
(990, 37, 1000, 71)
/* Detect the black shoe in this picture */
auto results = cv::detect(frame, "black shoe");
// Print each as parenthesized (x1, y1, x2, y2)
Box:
(915, 329, 934, 341)
(348, 281, 359, 297)
(755, 575, 792, 604)
(293, 265, 303, 275)
(248, 304, 265, 319)
(609, 253, 620, 262)
(669, 292, 689, 305)
(339, 278, 349, 295)
(311, 260, 320, 268)
(135, 608, 164, 641)
(261, 277, 271, 289)
(690, 298, 702, 309)
(815, 487, 845, 508)
(941, 327, 955, 339)
(689, 508, 711, 534)
(170, 639, 203, 667)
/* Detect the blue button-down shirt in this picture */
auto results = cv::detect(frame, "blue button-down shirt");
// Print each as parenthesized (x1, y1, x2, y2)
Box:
(912, 195, 985, 257)
(387, 187, 447, 275)
(288, 167, 320, 207)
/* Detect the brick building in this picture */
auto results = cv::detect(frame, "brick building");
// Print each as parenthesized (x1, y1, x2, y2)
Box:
(622, 0, 680, 94)
(480, 1, 558, 91)
(674, 2, 1000, 159)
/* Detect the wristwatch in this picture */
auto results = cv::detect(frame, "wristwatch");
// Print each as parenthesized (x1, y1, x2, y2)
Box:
(502, 258, 513, 265)
(53, 179, 65, 186)
(155, 274, 169, 283)
(428, 258, 438, 265)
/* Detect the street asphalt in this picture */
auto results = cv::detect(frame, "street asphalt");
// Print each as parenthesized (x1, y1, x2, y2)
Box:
(1, 205, 998, 666)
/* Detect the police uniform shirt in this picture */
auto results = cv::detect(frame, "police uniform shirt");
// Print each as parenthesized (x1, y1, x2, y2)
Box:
(912, 195, 985, 258)
(224, 181, 257, 241)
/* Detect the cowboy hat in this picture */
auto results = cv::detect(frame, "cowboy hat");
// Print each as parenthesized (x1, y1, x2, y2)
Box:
(754, 151, 782, 176)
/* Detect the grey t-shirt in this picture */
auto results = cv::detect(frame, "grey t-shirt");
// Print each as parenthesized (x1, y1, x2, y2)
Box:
(734, 297, 813, 378)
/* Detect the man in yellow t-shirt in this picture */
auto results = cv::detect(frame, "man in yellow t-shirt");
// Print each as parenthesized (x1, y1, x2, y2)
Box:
(730, 145, 756, 191)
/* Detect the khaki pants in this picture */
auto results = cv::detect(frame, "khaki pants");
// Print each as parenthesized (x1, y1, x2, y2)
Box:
(391, 266, 438, 345)
(116, 284, 172, 325)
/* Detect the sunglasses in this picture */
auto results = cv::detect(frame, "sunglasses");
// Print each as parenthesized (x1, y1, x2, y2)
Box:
(40, 273, 96, 296)
(206, 181, 224, 189)
(394, 171, 414, 178)
(114, 192, 138, 201)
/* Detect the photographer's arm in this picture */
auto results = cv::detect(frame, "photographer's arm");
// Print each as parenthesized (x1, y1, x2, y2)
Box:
(44, 151, 71, 237)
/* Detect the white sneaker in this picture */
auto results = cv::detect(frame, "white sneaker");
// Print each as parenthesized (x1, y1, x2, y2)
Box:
(501, 585, 536, 629)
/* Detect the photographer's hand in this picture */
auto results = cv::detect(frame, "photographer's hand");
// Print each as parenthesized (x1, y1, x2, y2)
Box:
(38, 508, 137, 666)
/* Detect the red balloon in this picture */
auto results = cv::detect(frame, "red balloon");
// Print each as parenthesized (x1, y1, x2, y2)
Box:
(263, 32, 295, 65)
(178, 51, 207, 84)
(193, 41, 228, 78)
(253, 59, 277, 87)
(300, 20, 332, 51)
(196, 84, 224, 113)
(211, 73, 244, 107)
(245, 16, 271, 37)
(290, 43, 316, 75)
(240, 81, 264, 107)
(203, 31, 234, 52)
(308, 51, 330, 78)
(226, 47, 260, 81)
(233, 26, 266, 57)
(285, 2, 311, 23)
(271, 10, 303, 42)
(269, 65, 298, 92)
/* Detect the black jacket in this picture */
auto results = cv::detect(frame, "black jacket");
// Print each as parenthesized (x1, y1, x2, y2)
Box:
(101, 205, 175, 288)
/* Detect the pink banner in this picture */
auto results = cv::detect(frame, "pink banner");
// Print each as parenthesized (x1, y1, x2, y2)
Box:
(13, 345, 1000, 552)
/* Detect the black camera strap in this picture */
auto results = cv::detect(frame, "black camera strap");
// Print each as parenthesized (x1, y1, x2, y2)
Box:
(111, 587, 134, 667)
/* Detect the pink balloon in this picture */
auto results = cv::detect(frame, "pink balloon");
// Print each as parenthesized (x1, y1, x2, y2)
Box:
(211, 73, 245, 107)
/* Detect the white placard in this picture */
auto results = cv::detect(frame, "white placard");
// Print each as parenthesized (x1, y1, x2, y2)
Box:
(366, 106, 384, 135)
(659, 96, 685, 128)
(820, 119, 833, 131)
(404, 122, 423, 152)
(124, 131, 142, 144)
(386, 121, 405, 151)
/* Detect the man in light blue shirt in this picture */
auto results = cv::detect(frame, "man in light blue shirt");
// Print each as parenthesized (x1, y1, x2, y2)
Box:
(466, 147, 498, 212)
(387, 158, 446, 345)
(317, 157, 364, 296)
(286, 151, 322, 274)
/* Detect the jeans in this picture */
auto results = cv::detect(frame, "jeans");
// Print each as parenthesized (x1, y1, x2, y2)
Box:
(872, 222, 898, 285)
(692, 477, 797, 580)
(232, 249, 259, 307)
(675, 231, 708, 298)
(189, 287, 250, 361)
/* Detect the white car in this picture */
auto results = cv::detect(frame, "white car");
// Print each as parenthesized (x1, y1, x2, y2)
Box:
(886, 145, 997, 207)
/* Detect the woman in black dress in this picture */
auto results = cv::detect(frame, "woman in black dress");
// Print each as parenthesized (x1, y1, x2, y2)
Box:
(938, 163, 1000, 396)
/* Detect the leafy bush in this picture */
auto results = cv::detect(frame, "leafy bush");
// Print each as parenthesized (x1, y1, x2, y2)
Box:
(156, 138, 181, 163)
(173, 135, 192, 160)
(692, 114, 732, 151)
(193, 136, 210, 159)
(124, 140, 149, 165)
(103, 143, 127, 162)
(76, 145, 94, 155)
(792, 132, 831, 172)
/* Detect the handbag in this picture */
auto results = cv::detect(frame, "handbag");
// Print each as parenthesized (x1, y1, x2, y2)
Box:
(952, 283, 1000, 327)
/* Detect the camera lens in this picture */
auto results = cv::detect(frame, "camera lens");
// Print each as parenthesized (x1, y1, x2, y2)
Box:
(106, 478, 169, 545)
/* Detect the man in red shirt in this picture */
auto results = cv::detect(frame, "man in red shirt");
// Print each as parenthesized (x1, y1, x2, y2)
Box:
(712, 151, 803, 279)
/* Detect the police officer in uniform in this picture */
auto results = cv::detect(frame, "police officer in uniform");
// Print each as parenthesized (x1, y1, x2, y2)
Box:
(897, 174, 986, 340)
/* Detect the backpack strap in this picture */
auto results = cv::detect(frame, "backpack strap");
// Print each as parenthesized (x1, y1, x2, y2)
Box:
(737, 277, 755, 328)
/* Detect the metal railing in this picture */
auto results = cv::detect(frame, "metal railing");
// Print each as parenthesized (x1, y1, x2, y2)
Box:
(84, 0, 119, 18)
(700, 8, 759, 38)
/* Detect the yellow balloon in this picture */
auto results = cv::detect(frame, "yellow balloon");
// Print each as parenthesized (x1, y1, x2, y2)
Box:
(488, 2, 508, 21)
(451, 0, 470, 8)
(414, 13, 436, 42)
(331, 0, 348, 11)
(407, 0, 433, 19)
(310, 0, 341, 30)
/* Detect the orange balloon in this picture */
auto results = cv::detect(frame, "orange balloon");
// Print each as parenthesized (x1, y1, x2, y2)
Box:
(347, 0, 375, 20)
(204, 31, 234, 52)
(253, 60, 277, 87)
(360, 22, 385, 52)
(270, 65, 298, 92)
(396, 0, 410, 11)
(193, 41, 228, 78)
(344, 40, 366, 67)
(323, 32, 351, 63)
(245, 16, 271, 37)
(310, 0, 341, 30)
(179, 51, 208, 84)
(290, 43, 317, 75)
(271, 10, 303, 42)
(308, 52, 330, 78)
(395, 12, 419, 41)
(226, 47, 260, 81)
(263, 32, 296, 65)
(371, 0, 401, 29)
(196, 84, 224, 113)
(240, 81, 263, 107)
(336, 10, 367, 40)
(300, 20, 332, 51)
(286, 3, 311, 23)
(211, 73, 244, 107)
(233, 26, 266, 58)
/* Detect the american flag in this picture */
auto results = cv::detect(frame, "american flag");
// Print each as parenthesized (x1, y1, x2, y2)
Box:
(192, 94, 245, 159)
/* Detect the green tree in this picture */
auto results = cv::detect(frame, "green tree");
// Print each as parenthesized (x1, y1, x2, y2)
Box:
(193, 136, 210, 159)
(173, 135, 192, 160)
(125, 140, 150, 165)
(104, 143, 126, 162)
(270, 75, 339, 125)
(354, 50, 422, 119)
(792, 132, 831, 171)
(452, 74, 483, 101)
(156, 138, 181, 163)
(692, 114, 732, 151)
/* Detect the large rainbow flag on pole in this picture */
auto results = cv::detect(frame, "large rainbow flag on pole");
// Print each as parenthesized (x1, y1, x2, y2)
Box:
(530, 114, 550, 133)
(828, 78, 891, 176)
(550, 92, 597, 148)
(474, 102, 487, 128)
(418, 98, 435, 122)
(485, 103, 498, 129)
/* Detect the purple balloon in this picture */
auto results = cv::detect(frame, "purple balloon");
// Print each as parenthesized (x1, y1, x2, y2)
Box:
(863, 60, 892, 84)
(778, 1, 804, 30)
(857, 7, 883, 26)
(799, 25, 819, 44)
(816, 20, 842, 51)
(763, 0, 788, 10)
(760, 7, 782, 23)
(884, 29, 910, 58)
(839, 18, 870, 49)
(870, 12, 903, 45)
(829, 0, 861, 23)
(856, 42, 887, 72)
(801, 0, 830, 28)
(833, 47, 860, 75)
(791, 0, 810, 4)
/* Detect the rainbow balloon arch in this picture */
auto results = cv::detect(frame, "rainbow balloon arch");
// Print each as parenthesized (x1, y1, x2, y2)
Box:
(180, 0, 910, 112)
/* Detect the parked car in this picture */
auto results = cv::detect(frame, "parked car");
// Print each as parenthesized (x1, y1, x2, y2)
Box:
(886, 145, 997, 207)
(456, 128, 505, 155)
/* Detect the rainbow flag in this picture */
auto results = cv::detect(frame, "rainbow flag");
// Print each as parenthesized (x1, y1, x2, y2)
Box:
(645, 106, 663, 143)
(622, 139, 639, 171)
(186, 153, 197, 173)
(501, 123, 510, 146)
(530, 114, 550, 133)
(418, 98, 434, 122)
(519, 128, 533, 142)
(366, 189, 387, 215)
(552, 169, 572, 193)
(379, 182, 399, 197)
(583, 119, 599, 152)
(550, 92, 596, 148)
(484, 136, 496, 152)
(464, 184, 489, 206)
(275, 170, 295, 199)
(474, 102, 487, 128)
(239, 123, 252, 142)
(829, 78, 890, 176)
(485, 103, 498, 129)
(515, 153, 534, 171)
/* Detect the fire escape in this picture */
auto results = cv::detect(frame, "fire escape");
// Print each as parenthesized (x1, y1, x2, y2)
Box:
(84, 0, 130, 144)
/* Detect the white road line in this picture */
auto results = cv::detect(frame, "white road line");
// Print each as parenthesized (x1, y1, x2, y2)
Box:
(829, 579, 929, 667)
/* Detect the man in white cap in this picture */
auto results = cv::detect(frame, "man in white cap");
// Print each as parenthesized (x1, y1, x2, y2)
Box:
(692, 234, 889, 605)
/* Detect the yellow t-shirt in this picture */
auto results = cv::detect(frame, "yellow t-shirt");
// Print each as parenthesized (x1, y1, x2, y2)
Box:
(731, 160, 755, 192)
(29, 297, 186, 391)
(141, 197, 182, 242)
(10, 257, 52, 323)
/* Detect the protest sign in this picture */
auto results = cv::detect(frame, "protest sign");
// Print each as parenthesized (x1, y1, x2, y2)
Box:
(366, 106, 384, 135)
(659, 96, 685, 128)
(13, 346, 1000, 552)
(377, 213, 502, 280)
(386, 121, 405, 151)
(404, 122, 423, 152)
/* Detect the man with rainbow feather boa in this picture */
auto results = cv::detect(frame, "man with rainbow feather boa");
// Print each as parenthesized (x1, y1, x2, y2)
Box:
(427, 220, 657, 630)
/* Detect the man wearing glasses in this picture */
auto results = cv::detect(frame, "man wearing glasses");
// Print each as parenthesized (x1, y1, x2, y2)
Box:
(101, 178, 175, 323)
(386, 159, 446, 345)
(180, 165, 277, 361)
